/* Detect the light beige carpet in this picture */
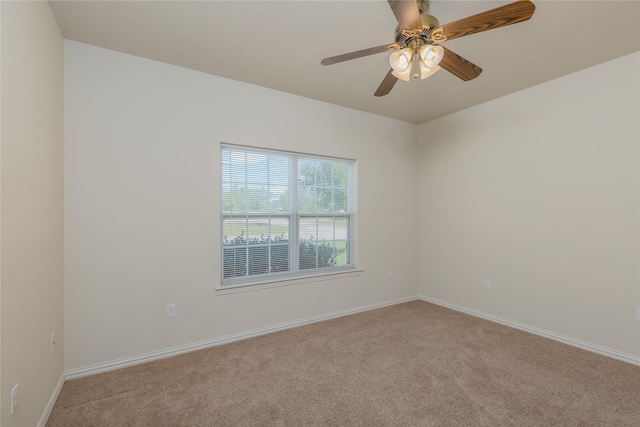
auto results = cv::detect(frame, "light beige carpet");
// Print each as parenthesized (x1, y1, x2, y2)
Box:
(47, 301, 640, 426)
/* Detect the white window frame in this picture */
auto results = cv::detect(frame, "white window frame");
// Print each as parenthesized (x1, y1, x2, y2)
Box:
(219, 144, 359, 294)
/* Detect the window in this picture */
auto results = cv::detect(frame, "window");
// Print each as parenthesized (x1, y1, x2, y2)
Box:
(221, 144, 354, 287)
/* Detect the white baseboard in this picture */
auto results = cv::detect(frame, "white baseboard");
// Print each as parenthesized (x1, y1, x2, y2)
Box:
(65, 295, 419, 380)
(418, 295, 640, 367)
(64, 293, 639, 382)
(38, 371, 65, 427)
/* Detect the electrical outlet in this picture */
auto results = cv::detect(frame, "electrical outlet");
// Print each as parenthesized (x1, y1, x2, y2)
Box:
(484, 279, 491, 290)
(51, 333, 56, 353)
(387, 270, 393, 280)
(167, 304, 176, 317)
(635, 308, 640, 322)
(11, 384, 18, 414)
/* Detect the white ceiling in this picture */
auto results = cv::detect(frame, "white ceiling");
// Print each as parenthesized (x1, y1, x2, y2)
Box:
(49, 0, 640, 124)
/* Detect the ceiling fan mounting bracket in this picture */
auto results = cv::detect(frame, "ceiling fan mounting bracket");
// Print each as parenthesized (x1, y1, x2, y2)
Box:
(417, 0, 430, 15)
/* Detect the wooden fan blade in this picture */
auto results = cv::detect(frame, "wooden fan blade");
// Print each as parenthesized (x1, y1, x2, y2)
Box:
(374, 69, 398, 97)
(387, 0, 422, 31)
(439, 47, 482, 81)
(321, 44, 396, 66)
(436, 0, 535, 42)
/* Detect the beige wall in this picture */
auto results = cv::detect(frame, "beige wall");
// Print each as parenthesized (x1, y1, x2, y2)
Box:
(63, 41, 419, 371)
(417, 52, 640, 357)
(1, 1, 65, 426)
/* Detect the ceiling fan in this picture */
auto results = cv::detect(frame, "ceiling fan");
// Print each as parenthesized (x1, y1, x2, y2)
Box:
(321, 0, 535, 97)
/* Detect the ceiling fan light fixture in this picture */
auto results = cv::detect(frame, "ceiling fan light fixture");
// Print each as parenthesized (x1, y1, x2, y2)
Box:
(391, 68, 412, 81)
(389, 48, 413, 73)
(420, 64, 441, 80)
(419, 44, 444, 69)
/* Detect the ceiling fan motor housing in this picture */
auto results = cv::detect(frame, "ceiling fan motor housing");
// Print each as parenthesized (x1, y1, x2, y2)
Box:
(394, 14, 440, 48)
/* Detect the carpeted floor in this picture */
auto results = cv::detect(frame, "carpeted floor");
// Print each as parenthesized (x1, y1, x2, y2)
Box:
(46, 300, 640, 426)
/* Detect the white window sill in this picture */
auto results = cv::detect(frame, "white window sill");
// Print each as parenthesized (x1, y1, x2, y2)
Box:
(216, 268, 364, 295)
